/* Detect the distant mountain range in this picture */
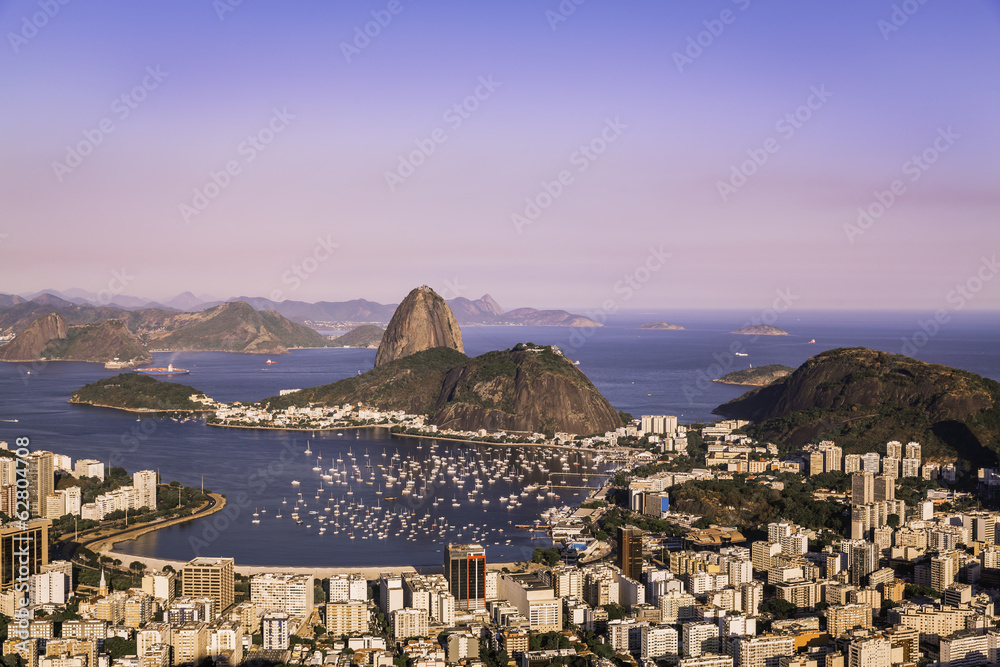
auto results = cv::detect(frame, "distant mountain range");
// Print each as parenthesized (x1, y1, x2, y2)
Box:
(0, 301, 329, 363)
(1, 290, 599, 329)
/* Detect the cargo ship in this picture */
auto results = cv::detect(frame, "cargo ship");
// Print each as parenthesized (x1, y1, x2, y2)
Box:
(133, 363, 190, 376)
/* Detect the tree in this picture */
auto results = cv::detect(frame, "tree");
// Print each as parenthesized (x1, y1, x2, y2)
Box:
(603, 603, 628, 621)
(759, 598, 797, 619)
(886, 514, 900, 528)
(104, 637, 137, 659)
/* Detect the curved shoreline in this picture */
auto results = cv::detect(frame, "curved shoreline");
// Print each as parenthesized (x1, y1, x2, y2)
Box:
(68, 400, 215, 414)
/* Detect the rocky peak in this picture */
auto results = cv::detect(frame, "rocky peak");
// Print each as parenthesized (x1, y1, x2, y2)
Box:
(374, 286, 464, 367)
(0, 312, 67, 361)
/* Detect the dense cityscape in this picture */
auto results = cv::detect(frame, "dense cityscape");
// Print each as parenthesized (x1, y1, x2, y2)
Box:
(3, 409, 999, 667)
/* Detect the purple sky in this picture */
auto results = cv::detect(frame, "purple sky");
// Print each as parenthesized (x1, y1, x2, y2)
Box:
(2, 1, 999, 311)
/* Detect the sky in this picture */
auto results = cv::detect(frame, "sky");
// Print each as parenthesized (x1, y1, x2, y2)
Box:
(2, 0, 999, 312)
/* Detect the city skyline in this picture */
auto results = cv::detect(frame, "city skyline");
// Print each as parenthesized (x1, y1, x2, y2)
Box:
(2, 1, 998, 311)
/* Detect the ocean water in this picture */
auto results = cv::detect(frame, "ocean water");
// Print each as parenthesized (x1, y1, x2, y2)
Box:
(0, 309, 997, 567)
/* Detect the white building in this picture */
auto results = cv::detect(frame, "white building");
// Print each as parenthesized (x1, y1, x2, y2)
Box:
(262, 612, 291, 650)
(74, 459, 105, 481)
(251, 572, 314, 618)
(328, 573, 367, 603)
(133, 470, 157, 510)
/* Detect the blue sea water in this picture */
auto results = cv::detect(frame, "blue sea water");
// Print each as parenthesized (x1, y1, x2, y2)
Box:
(0, 310, 997, 567)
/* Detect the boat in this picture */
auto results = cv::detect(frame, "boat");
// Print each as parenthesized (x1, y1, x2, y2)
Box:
(735, 352, 748, 357)
(266, 359, 277, 365)
(808, 339, 816, 344)
(133, 363, 189, 375)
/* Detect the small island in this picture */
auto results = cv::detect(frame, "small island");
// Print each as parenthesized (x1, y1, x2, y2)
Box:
(328, 324, 385, 348)
(70, 373, 217, 413)
(638, 321, 685, 330)
(713, 364, 794, 386)
(730, 324, 788, 336)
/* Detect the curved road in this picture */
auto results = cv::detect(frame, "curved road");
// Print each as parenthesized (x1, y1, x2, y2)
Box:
(59, 492, 226, 568)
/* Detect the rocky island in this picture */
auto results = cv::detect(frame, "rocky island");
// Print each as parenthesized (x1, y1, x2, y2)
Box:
(260, 285, 624, 436)
(730, 324, 788, 335)
(638, 321, 684, 330)
(70, 373, 216, 413)
(713, 364, 794, 386)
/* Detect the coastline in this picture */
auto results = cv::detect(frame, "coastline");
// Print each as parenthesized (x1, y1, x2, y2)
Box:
(67, 400, 215, 414)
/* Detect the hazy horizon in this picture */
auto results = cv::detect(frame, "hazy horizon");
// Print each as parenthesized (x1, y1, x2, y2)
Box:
(3, 1, 998, 312)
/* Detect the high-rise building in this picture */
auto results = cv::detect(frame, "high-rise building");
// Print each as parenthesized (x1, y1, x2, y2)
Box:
(641, 415, 678, 435)
(641, 625, 678, 661)
(733, 635, 795, 667)
(851, 472, 874, 506)
(391, 608, 429, 640)
(141, 571, 176, 604)
(379, 573, 404, 615)
(0, 519, 51, 592)
(682, 621, 720, 657)
(767, 523, 792, 542)
(905, 442, 921, 461)
(844, 454, 862, 474)
(825, 603, 872, 638)
(901, 458, 920, 478)
(808, 452, 825, 477)
(444, 543, 485, 611)
(847, 635, 891, 667)
(171, 621, 208, 666)
(885, 441, 903, 459)
(328, 573, 366, 603)
(931, 555, 956, 593)
(326, 602, 369, 636)
(26, 451, 54, 517)
(74, 459, 105, 481)
(133, 471, 157, 510)
(250, 572, 314, 618)
(181, 557, 234, 613)
(618, 526, 644, 581)
(847, 541, 879, 587)
(861, 453, 880, 474)
(261, 612, 290, 650)
(822, 444, 842, 473)
(498, 573, 562, 632)
(873, 476, 894, 502)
